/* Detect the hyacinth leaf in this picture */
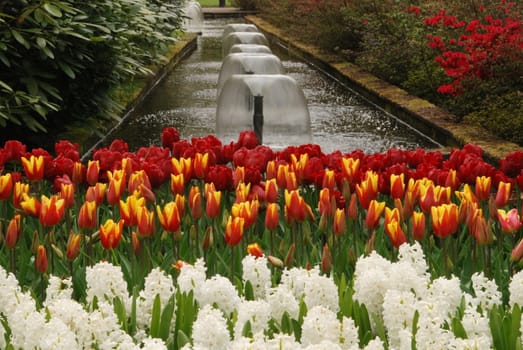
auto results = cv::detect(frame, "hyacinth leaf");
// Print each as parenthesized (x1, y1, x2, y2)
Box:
(113, 296, 128, 332)
(370, 313, 387, 347)
(177, 330, 190, 349)
(129, 287, 138, 336)
(242, 320, 253, 338)
(150, 294, 162, 338)
(450, 317, 467, 339)
(158, 295, 175, 341)
(489, 304, 522, 350)
(411, 310, 419, 350)
(280, 311, 293, 335)
(244, 280, 254, 301)
(174, 291, 196, 343)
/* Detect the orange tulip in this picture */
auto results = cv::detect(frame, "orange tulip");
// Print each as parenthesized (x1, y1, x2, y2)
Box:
(193, 152, 209, 179)
(233, 166, 245, 188)
(174, 193, 186, 217)
(119, 194, 145, 227)
(431, 203, 459, 238)
(232, 200, 259, 229)
(85, 183, 106, 205)
(100, 218, 124, 250)
(247, 242, 264, 258)
(444, 169, 459, 190)
(128, 170, 152, 197)
(225, 216, 244, 246)
(495, 181, 511, 208)
(497, 208, 521, 234)
(5, 214, 21, 248)
(355, 171, 378, 209)
(78, 200, 98, 230)
(86, 160, 100, 185)
(277, 164, 297, 191)
(21, 155, 44, 181)
(434, 185, 451, 205)
(35, 245, 48, 273)
(39, 195, 65, 226)
(290, 153, 308, 184)
(419, 182, 436, 212)
(473, 213, 493, 245)
(365, 200, 386, 230)
(390, 173, 405, 200)
(266, 160, 277, 180)
(475, 176, 491, 201)
(189, 186, 203, 219)
(20, 194, 41, 217)
(60, 183, 75, 209)
(172, 157, 193, 180)
(170, 173, 185, 196)
(333, 208, 346, 236)
(66, 233, 82, 260)
(156, 201, 181, 233)
(136, 206, 155, 237)
(412, 211, 425, 240)
(0, 173, 13, 200)
(205, 188, 222, 219)
(340, 157, 360, 184)
(321, 243, 332, 274)
(265, 178, 279, 203)
(385, 220, 407, 248)
(265, 202, 280, 231)
(385, 207, 401, 226)
(106, 169, 126, 205)
(12, 182, 29, 209)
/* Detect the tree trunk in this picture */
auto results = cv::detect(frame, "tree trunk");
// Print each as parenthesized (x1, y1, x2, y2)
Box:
(219, 0, 225, 7)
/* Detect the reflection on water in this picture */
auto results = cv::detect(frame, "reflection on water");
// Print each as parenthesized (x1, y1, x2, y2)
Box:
(101, 18, 439, 154)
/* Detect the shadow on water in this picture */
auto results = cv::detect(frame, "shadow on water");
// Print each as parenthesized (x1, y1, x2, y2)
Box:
(100, 18, 440, 154)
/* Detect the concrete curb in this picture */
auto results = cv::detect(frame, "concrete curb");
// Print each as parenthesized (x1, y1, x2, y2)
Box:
(245, 16, 522, 163)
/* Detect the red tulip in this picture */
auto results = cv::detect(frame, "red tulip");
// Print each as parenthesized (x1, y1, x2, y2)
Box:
(247, 242, 264, 258)
(390, 173, 405, 200)
(86, 160, 100, 185)
(495, 181, 511, 208)
(189, 186, 203, 219)
(265, 202, 280, 231)
(5, 214, 21, 248)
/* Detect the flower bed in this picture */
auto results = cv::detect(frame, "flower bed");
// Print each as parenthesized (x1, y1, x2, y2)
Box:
(0, 127, 522, 348)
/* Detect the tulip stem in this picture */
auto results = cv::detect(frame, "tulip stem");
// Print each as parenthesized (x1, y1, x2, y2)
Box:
(230, 245, 235, 280)
(9, 247, 15, 274)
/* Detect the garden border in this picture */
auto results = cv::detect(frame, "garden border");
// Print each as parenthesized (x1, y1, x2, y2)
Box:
(244, 16, 522, 164)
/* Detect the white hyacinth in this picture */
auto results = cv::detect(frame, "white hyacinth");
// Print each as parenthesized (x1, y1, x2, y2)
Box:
(234, 299, 271, 338)
(340, 316, 360, 350)
(362, 337, 385, 350)
(242, 255, 272, 299)
(136, 267, 176, 333)
(470, 272, 501, 311)
(509, 269, 523, 308)
(301, 305, 342, 346)
(86, 261, 130, 310)
(46, 297, 92, 348)
(266, 284, 300, 322)
(461, 307, 492, 346)
(382, 289, 417, 349)
(280, 266, 318, 300)
(45, 275, 74, 304)
(198, 274, 240, 316)
(303, 272, 339, 313)
(191, 304, 231, 350)
(177, 258, 207, 298)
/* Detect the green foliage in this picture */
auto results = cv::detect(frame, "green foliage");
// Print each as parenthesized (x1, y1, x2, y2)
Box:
(464, 92, 523, 144)
(0, 0, 184, 145)
(231, 0, 256, 10)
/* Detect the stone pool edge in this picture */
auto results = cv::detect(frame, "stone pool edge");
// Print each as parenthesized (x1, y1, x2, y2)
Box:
(244, 16, 522, 164)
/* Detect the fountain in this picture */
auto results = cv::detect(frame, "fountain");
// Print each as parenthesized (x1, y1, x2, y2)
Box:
(183, 0, 204, 32)
(222, 32, 269, 57)
(229, 44, 272, 54)
(217, 53, 285, 94)
(216, 74, 312, 147)
(222, 24, 259, 39)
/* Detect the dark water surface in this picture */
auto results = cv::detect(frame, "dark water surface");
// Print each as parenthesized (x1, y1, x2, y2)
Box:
(97, 18, 439, 154)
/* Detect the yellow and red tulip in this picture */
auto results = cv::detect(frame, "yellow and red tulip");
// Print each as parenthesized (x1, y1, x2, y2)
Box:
(5, 214, 21, 248)
(247, 242, 264, 258)
(390, 173, 405, 200)
(59, 183, 75, 209)
(100, 218, 124, 250)
(189, 186, 203, 219)
(106, 169, 126, 205)
(86, 160, 100, 185)
(333, 207, 346, 236)
(13, 182, 29, 209)
(20, 194, 41, 217)
(136, 206, 155, 238)
(85, 183, 107, 205)
(72, 161, 85, 184)
(318, 188, 333, 217)
(0, 173, 13, 200)
(364, 199, 385, 230)
(225, 216, 244, 246)
(284, 189, 314, 223)
(340, 157, 360, 184)
(78, 200, 98, 230)
(265, 202, 280, 231)
(385, 220, 407, 248)
(39, 195, 66, 226)
(193, 152, 209, 179)
(265, 178, 279, 203)
(475, 176, 492, 201)
(322, 169, 336, 190)
(21, 155, 44, 181)
(170, 173, 185, 196)
(119, 194, 145, 227)
(355, 171, 378, 209)
(156, 201, 181, 233)
(495, 181, 512, 208)
(431, 203, 459, 238)
(205, 188, 222, 219)
(66, 233, 82, 260)
(412, 211, 425, 240)
(172, 157, 193, 180)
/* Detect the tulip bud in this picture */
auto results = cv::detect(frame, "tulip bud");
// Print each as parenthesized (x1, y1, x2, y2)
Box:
(285, 243, 295, 268)
(321, 244, 332, 275)
(51, 243, 64, 259)
(5, 214, 21, 249)
(131, 231, 141, 255)
(36, 245, 48, 273)
(66, 233, 82, 260)
(511, 238, 523, 262)
(267, 255, 284, 269)
(202, 226, 213, 250)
